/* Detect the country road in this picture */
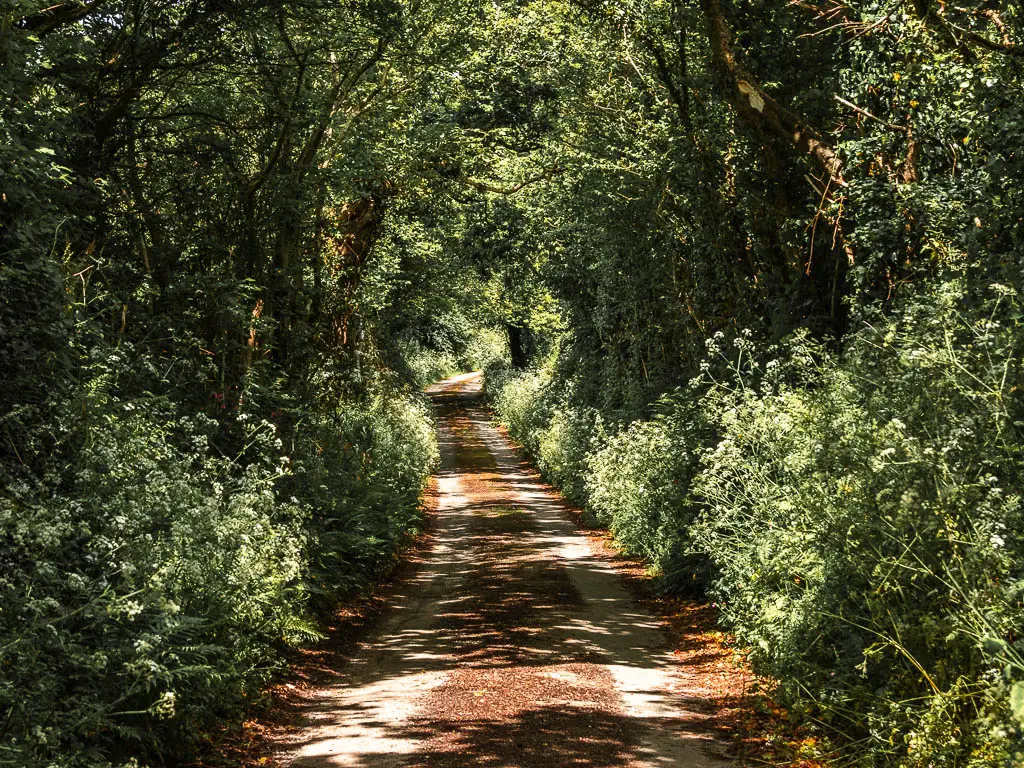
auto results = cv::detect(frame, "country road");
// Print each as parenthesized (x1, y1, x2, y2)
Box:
(275, 372, 733, 767)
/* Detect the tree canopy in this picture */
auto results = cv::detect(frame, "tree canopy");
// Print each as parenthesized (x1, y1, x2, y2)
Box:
(3, 0, 1024, 765)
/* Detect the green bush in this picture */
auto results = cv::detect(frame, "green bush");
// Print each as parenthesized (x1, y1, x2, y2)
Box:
(0, 386, 437, 767)
(586, 395, 714, 590)
(486, 364, 575, 495)
(488, 360, 705, 578)
(487, 365, 555, 457)
(691, 286, 1024, 766)
(486, 360, 595, 504)
(488, 286, 1024, 765)
(396, 339, 461, 390)
(462, 327, 510, 373)
(1, 401, 307, 766)
(287, 393, 438, 603)
(534, 404, 598, 504)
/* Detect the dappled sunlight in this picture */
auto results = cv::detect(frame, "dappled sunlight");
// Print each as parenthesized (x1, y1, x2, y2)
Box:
(277, 374, 733, 767)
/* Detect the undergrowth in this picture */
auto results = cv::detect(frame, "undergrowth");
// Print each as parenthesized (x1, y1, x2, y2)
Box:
(0, 361, 437, 768)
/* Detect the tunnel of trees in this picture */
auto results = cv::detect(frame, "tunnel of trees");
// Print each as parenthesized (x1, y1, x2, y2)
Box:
(2, 0, 1023, 765)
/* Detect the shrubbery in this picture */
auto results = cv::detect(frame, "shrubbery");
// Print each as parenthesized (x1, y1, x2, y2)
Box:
(463, 328, 511, 373)
(1, 379, 437, 768)
(698, 288, 1023, 766)
(533, 404, 597, 504)
(486, 361, 554, 457)
(587, 396, 714, 591)
(486, 360, 594, 504)
(287, 394, 439, 604)
(488, 285, 1024, 765)
(396, 339, 462, 390)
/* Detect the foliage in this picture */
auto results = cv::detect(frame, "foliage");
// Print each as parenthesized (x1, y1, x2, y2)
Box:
(491, 284, 1024, 764)
(0, 359, 438, 768)
(463, 327, 511, 372)
(486, 363, 555, 459)
(286, 394, 439, 606)
(692, 286, 1024, 765)
(1, 0, 452, 764)
(396, 340, 462, 391)
(6, 0, 1024, 764)
(587, 394, 715, 592)
(1, 396, 309, 766)
(482, 0, 1024, 763)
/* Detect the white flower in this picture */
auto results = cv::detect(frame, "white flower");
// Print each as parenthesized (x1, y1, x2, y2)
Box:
(152, 690, 177, 719)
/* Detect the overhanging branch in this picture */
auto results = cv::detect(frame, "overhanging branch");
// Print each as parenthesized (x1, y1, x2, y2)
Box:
(16, 0, 110, 37)
(462, 165, 563, 195)
(700, 0, 846, 187)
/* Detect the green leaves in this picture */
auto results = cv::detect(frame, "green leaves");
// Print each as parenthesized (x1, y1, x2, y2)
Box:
(5, 0, 1024, 765)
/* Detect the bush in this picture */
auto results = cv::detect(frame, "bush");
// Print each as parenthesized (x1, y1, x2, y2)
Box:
(534, 404, 598, 504)
(487, 285, 1024, 766)
(486, 361, 596, 505)
(396, 339, 461, 389)
(0, 402, 307, 766)
(586, 394, 714, 590)
(0, 386, 437, 767)
(286, 394, 438, 603)
(487, 365, 554, 457)
(462, 327, 510, 372)
(487, 360, 705, 579)
(691, 286, 1024, 766)
(393, 327, 508, 389)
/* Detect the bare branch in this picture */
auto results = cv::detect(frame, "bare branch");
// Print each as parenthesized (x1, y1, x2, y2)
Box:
(833, 95, 910, 134)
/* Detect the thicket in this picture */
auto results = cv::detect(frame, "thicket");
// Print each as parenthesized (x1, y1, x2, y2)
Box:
(484, 0, 1024, 765)
(494, 294, 1024, 764)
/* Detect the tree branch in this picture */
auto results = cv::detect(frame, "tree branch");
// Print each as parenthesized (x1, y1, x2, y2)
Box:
(833, 95, 910, 134)
(16, 0, 110, 37)
(646, 38, 691, 128)
(700, 0, 846, 186)
(908, 0, 1024, 60)
(462, 165, 563, 195)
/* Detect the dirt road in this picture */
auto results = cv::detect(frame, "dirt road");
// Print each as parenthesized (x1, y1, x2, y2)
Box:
(275, 373, 733, 767)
